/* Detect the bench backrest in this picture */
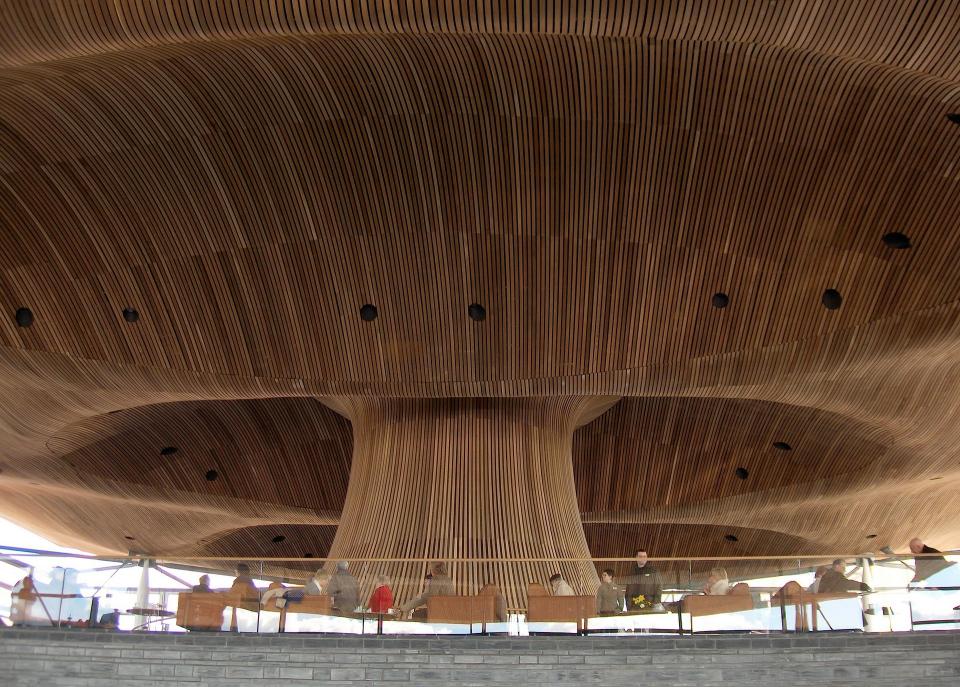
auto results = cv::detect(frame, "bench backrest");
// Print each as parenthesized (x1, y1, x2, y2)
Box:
(426, 595, 497, 623)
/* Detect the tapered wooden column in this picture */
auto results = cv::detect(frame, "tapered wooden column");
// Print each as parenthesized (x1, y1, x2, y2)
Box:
(324, 398, 605, 609)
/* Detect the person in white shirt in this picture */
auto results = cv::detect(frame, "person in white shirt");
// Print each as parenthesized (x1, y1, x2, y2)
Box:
(549, 573, 575, 596)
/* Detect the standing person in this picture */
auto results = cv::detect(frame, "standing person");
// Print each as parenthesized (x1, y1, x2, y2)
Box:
(10, 575, 37, 625)
(549, 573, 575, 596)
(625, 548, 663, 610)
(595, 568, 624, 615)
(399, 562, 455, 618)
(368, 574, 393, 613)
(230, 563, 260, 601)
(909, 538, 951, 582)
(326, 561, 360, 614)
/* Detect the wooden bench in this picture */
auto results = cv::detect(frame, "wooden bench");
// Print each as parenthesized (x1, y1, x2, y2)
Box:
(175, 592, 228, 631)
(772, 582, 859, 631)
(426, 595, 496, 624)
(680, 583, 753, 618)
(526, 595, 595, 632)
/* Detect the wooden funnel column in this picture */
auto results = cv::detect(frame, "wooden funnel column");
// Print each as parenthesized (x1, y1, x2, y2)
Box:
(325, 398, 603, 609)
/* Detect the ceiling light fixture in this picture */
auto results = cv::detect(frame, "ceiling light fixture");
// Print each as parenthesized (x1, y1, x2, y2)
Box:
(205, 469, 219, 481)
(160, 446, 178, 456)
(271, 535, 285, 544)
(711, 293, 730, 309)
(468, 303, 486, 321)
(773, 441, 792, 451)
(947, 113, 960, 125)
(359, 304, 378, 321)
(724, 534, 739, 542)
(15, 307, 33, 327)
(821, 289, 843, 310)
(734, 467, 749, 480)
(881, 232, 911, 249)
(122, 307, 140, 322)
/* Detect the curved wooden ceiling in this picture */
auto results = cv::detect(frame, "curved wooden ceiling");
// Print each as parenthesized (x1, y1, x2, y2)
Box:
(0, 2, 959, 573)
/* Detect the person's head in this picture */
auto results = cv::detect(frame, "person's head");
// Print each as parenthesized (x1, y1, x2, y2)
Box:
(635, 549, 648, 566)
(601, 568, 615, 583)
(336, 560, 349, 572)
(199, 574, 210, 587)
(814, 565, 829, 579)
(709, 567, 728, 583)
(909, 538, 925, 554)
(832, 559, 845, 573)
(313, 568, 329, 582)
(431, 562, 447, 576)
(235, 563, 250, 576)
(549, 573, 562, 586)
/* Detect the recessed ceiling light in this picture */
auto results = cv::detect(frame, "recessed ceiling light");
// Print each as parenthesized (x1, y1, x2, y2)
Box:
(468, 303, 486, 321)
(711, 292, 730, 309)
(947, 113, 960, 125)
(205, 469, 219, 481)
(303, 552, 313, 559)
(124, 535, 135, 541)
(15, 307, 33, 327)
(359, 304, 378, 321)
(821, 289, 843, 310)
(773, 441, 792, 451)
(122, 307, 140, 323)
(271, 535, 285, 544)
(866, 534, 877, 539)
(724, 534, 739, 542)
(160, 446, 178, 456)
(881, 232, 911, 249)
(930, 476, 943, 480)
(734, 467, 749, 480)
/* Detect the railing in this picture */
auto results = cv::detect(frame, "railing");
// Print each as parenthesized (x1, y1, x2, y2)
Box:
(1, 547, 957, 635)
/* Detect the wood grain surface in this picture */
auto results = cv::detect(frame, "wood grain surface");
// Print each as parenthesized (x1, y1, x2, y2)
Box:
(0, 2, 958, 601)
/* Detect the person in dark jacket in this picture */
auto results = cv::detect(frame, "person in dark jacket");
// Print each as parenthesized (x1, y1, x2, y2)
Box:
(818, 560, 871, 593)
(325, 561, 360, 613)
(595, 569, 624, 615)
(625, 548, 663, 609)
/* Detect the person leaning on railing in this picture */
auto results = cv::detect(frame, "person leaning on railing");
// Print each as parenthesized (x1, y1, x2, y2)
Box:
(549, 573, 574, 596)
(397, 562, 454, 618)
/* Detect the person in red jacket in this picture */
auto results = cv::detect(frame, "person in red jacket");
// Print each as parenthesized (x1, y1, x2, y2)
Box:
(368, 574, 393, 613)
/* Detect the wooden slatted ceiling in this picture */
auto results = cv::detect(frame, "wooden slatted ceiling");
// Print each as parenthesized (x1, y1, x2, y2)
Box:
(0, 1, 957, 589)
(0, 35, 958, 386)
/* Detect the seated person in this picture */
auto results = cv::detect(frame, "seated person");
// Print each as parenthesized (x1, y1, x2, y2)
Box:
(808, 566, 829, 593)
(625, 548, 663, 609)
(549, 573, 575, 596)
(230, 563, 260, 602)
(595, 568, 624, 616)
(261, 580, 287, 606)
(399, 562, 455, 618)
(326, 561, 360, 614)
(303, 569, 330, 596)
(818, 560, 871, 593)
(703, 568, 729, 596)
(478, 583, 508, 622)
(909, 538, 952, 582)
(368, 574, 393, 613)
(192, 575, 212, 593)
